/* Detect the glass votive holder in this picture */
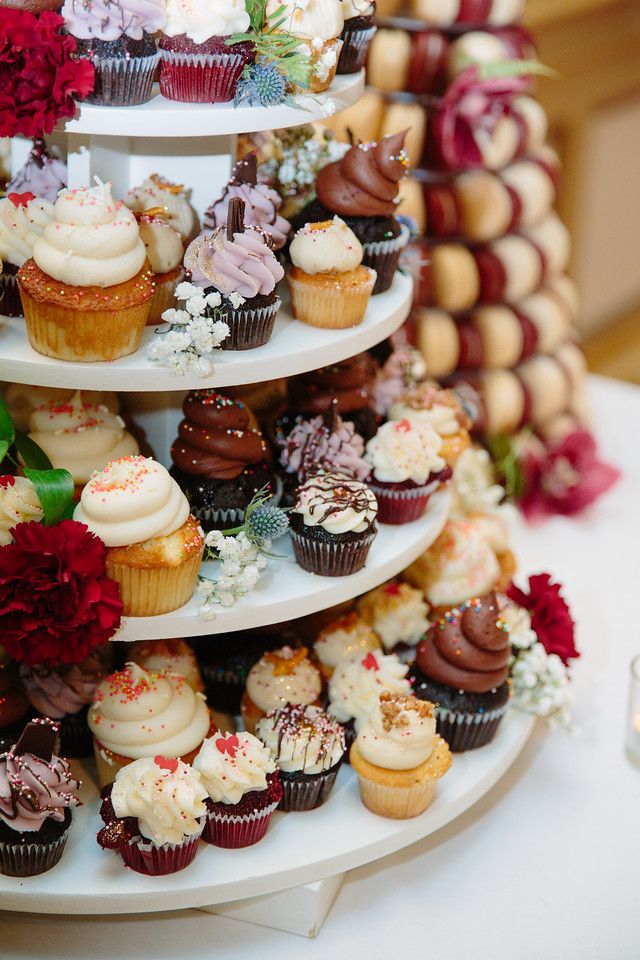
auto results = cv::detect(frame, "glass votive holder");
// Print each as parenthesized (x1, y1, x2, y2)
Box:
(625, 654, 640, 767)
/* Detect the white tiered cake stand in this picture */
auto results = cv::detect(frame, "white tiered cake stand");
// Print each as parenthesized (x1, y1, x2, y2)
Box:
(0, 76, 535, 937)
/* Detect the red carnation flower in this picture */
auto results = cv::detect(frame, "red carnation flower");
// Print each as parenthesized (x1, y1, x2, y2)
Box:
(0, 520, 122, 667)
(507, 573, 578, 665)
(0, 10, 94, 139)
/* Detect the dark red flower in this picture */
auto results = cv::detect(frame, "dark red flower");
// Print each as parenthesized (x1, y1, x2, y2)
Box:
(0, 10, 94, 139)
(0, 520, 122, 667)
(519, 429, 620, 521)
(507, 573, 578, 664)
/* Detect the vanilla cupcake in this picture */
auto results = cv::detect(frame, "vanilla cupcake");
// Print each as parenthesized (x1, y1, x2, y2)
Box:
(241, 645, 322, 735)
(4, 383, 119, 433)
(137, 213, 184, 324)
(288, 218, 376, 329)
(74, 455, 204, 616)
(357, 581, 430, 657)
(350, 693, 451, 819)
(88, 662, 213, 788)
(18, 182, 154, 362)
(328, 650, 412, 747)
(268, 0, 344, 92)
(0, 477, 43, 545)
(124, 174, 199, 245)
(28, 391, 139, 495)
(0, 193, 54, 316)
(313, 611, 381, 681)
(129, 639, 204, 693)
(389, 386, 472, 468)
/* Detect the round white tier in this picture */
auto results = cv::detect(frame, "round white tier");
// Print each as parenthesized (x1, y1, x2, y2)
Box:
(0, 273, 412, 392)
(0, 710, 535, 915)
(116, 488, 450, 642)
(63, 73, 364, 138)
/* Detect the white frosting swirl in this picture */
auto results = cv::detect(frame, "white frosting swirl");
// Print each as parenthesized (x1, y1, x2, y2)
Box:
(0, 477, 43, 545)
(32, 182, 146, 288)
(341, 0, 375, 17)
(256, 705, 345, 774)
(366, 419, 446, 485)
(289, 217, 363, 275)
(138, 219, 183, 274)
(29, 391, 139, 485)
(129, 639, 203, 692)
(88, 663, 210, 759)
(267, 0, 344, 41)
(451, 446, 503, 518)
(0, 196, 54, 267)
(74, 455, 189, 548)
(357, 695, 436, 770)
(328, 652, 412, 730)
(111, 756, 207, 846)
(357, 582, 430, 652)
(163, 0, 250, 43)
(125, 176, 199, 244)
(389, 399, 460, 437)
(313, 614, 380, 669)
(193, 732, 276, 805)
(245, 646, 321, 713)
(293, 472, 377, 534)
(4, 384, 119, 433)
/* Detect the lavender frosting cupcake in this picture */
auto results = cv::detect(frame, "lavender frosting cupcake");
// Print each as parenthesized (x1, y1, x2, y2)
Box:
(61, 0, 166, 106)
(6, 140, 67, 204)
(203, 154, 290, 251)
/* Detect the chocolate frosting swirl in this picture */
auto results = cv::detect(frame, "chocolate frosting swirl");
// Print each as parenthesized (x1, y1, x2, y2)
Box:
(171, 390, 267, 479)
(289, 353, 376, 415)
(316, 132, 409, 218)
(415, 591, 510, 693)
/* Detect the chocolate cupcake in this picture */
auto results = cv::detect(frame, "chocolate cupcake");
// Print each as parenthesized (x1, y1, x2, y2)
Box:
(171, 389, 273, 532)
(62, 0, 166, 107)
(0, 720, 81, 877)
(313, 132, 411, 294)
(409, 591, 511, 751)
(337, 1, 377, 74)
(290, 472, 378, 577)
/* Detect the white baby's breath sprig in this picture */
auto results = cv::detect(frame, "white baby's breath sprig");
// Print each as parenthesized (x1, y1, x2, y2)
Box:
(198, 531, 268, 613)
(148, 282, 229, 377)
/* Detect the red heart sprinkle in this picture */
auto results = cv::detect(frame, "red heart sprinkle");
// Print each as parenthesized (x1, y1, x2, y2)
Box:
(362, 652, 379, 671)
(215, 734, 240, 758)
(154, 755, 178, 773)
(394, 418, 412, 433)
(8, 191, 35, 208)
(0, 476, 15, 489)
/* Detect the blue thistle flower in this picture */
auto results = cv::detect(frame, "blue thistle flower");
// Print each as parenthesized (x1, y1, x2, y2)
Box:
(246, 506, 290, 544)
(235, 62, 288, 108)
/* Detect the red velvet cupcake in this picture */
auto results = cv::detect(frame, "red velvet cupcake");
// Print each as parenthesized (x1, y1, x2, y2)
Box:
(193, 732, 282, 848)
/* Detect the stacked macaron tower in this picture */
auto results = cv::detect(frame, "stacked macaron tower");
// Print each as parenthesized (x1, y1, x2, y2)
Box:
(322, 0, 591, 443)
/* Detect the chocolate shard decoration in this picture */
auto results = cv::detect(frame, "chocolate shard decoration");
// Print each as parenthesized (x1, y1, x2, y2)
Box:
(14, 719, 58, 762)
(323, 398, 340, 434)
(232, 152, 258, 186)
(227, 197, 246, 241)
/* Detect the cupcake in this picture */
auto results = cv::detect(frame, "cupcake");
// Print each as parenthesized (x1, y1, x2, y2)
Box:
(370, 347, 428, 419)
(88, 663, 213, 788)
(0, 476, 43, 546)
(241, 646, 322, 735)
(97, 755, 207, 875)
(4, 383, 119, 433)
(0, 192, 54, 317)
(184, 197, 284, 350)
(327, 650, 412, 748)
(409, 591, 511, 751)
(280, 400, 370, 503)
(125, 174, 199, 246)
(61, 0, 166, 106)
(74, 455, 205, 617)
(357, 580, 430, 659)
(365, 419, 448, 525)
(159, 0, 255, 103)
(129, 639, 204, 693)
(6, 139, 67, 204)
(19, 182, 154, 362)
(314, 132, 411, 294)
(267, 0, 344, 93)
(313, 611, 381, 682)
(193, 731, 282, 848)
(337, 0, 377, 74)
(256, 704, 346, 811)
(19, 653, 108, 758)
(389, 386, 472, 468)
(191, 631, 285, 714)
(28, 391, 139, 497)
(290, 472, 378, 577)
(203, 153, 290, 251)
(350, 692, 451, 818)
(288, 218, 376, 329)
(0, 719, 81, 877)
(170, 390, 273, 531)
(136, 212, 185, 324)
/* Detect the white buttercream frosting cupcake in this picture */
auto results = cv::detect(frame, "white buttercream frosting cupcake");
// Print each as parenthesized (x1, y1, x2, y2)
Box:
(328, 651, 412, 731)
(356, 693, 436, 770)
(124, 174, 199, 245)
(243, 646, 321, 730)
(0, 476, 43, 545)
(357, 581, 430, 654)
(194, 731, 276, 805)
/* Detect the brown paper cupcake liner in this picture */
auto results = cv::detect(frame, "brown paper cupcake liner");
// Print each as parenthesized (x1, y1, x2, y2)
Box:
(105, 546, 203, 617)
(81, 53, 159, 106)
(0, 832, 68, 877)
(287, 271, 375, 329)
(337, 25, 376, 74)
(219, 299, 280, 351)
(278, 761, 342, 811)
(0, 271, 23, 317)
(159, 50, 245, 103)
(191, 503, 245, 533)
(362, 224, 410, 295)
(290, 528, 376, 577)
(434, 703, 508, 752)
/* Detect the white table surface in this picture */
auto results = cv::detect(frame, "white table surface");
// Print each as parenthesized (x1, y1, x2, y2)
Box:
(1, 375, 636, 960)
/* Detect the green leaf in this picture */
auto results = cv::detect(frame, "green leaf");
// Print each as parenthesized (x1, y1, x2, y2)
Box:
(24, 467, 74, 526)
(0, 440, 8, 465)
(0, 398, 15, 447)
(14, 430, 53, 470)
(477, 59, 558, 81)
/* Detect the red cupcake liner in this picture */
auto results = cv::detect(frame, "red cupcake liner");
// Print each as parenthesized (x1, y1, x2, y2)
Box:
(159, 50, 246, 103)
(368, 479, 439, 525)
(202, 799, 279, 848)
(120, 830, 202, 875)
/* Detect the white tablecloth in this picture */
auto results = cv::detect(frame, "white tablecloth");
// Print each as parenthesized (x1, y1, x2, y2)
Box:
(2, 376, 636, 960)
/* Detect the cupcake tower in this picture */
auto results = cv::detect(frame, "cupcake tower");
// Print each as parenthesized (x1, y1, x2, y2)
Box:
(323, 0, 591, 442)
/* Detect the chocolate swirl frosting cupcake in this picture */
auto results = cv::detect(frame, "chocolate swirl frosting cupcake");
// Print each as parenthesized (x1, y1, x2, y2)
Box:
(316, 132, 409, 220)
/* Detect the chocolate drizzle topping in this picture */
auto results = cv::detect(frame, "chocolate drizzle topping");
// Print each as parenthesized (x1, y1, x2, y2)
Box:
(295, 473, 377, 527)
